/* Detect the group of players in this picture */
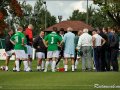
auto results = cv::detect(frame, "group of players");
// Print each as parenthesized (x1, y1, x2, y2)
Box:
(1, 24, 119, 72)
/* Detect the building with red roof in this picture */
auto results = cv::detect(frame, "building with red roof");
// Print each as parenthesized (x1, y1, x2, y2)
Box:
(45, 20, 93, 33)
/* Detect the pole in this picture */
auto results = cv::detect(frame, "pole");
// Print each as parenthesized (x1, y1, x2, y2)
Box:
(45, 5, 47, 30)
(43, 1, 47, 30)
(86, 0, 88, 24)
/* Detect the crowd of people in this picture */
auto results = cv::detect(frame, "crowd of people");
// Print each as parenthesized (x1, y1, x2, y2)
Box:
(1, 24, 119, 72)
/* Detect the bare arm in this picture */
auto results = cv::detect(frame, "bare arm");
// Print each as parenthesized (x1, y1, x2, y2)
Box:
(101, 38, 106, 46)
(92, 36, 96, 48)
(10, 40, 16, 45)
(43, 40, 48, 47)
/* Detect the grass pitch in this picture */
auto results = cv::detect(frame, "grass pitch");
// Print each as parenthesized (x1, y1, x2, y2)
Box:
(0, 60, 120, 90)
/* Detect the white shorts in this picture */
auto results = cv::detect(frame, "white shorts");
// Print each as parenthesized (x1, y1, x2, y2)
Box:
(15, 50, 27, 60)
(47, 51, 59, 58)
(6, 50, 14, 56)
(26, 45, 33, 58)
(36, 52, 45, 59)
(64, 53, 74, 58)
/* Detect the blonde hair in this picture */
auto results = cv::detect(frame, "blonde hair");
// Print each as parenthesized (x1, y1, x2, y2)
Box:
(17, 26, 23, 31)
(28, 24, 33, 29)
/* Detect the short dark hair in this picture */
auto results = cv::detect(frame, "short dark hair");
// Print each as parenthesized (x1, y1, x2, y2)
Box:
(53, 27, 57, 32)
(60, 28, 64, 31)
(104, 27, 108, 32)
(7, 28, 13, 33)
(92, 29, 97, 32)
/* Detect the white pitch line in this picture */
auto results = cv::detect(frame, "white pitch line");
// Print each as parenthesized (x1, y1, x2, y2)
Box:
(0, 84, 93, 87)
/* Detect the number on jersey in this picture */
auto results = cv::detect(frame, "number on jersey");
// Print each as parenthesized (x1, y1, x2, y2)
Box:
(51, 37, 54, 44)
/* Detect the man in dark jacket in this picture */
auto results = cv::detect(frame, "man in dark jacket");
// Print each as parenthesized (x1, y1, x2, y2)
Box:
(110, 29, 119, 71)
(33, 31, 47, 71)
(5, 29, 14, 71)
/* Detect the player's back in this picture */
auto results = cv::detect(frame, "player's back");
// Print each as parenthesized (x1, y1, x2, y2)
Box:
(11, 32, 25, 50)
(47, 32, 60, 45)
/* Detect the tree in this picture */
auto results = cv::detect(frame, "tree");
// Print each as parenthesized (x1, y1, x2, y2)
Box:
(0, 0, 23, 36)
(93, 0, 120, 28)
(32, 0, 57, 36)
(68, 5, 114, 28)
(69, 10, 86, 21)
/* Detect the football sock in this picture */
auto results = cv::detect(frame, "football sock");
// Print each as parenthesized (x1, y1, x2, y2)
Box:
(41, 61, 45, 70)
(52, 61, 56, 72)
(45, 61, 49, 71)
(64, 65, 68, 71)
(37, 66, 41, 70)
(5, 66, 8, 71)
(29, 61, 32, 70)
(72, 65, 75, 71)
(23, 60, 28, 71)
(15, 60, 20, 71)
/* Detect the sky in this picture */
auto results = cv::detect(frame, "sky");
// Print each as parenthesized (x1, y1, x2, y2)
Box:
(19, 0, 96, 22)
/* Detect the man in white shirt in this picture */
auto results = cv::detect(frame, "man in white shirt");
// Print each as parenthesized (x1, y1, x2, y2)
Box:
(77, 28, 92, 71)
(92, 29, 106, 71)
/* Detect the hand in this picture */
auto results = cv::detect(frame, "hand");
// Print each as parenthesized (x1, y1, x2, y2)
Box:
(76, 48, 78, 51)
(37, 46, 40, 48)
(21, 43, 25, 46)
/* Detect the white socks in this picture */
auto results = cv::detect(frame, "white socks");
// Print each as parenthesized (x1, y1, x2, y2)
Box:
(44, 61, 49, 72)
(15, 60, 20, 71)
(44, 61, 56, 72)
(37, 66, 41, 70)
(64, 65, 75, 71)
(64, 65, 68, 72)
(5, 66, 8, 71)
(29, 61, 32, 70)
(52, 61, 56, 72)
(72, 65, 75, 71)
(41, 61, 45, 70)
(23, 61, 29, 71)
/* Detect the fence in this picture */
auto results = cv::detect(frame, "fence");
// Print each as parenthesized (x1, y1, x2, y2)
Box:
(0, 38, 5, 49)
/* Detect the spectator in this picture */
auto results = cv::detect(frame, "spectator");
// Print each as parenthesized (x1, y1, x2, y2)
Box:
(33, 31, 47, 71)
(74, 30, 83, 70)
(4, 28, 14, 71)
(110, 28, 119, 71)
(77, 28, 92, 71)
(25, 24, 33, 71)
(92, 29, 106, 71)
(63, 27, 75, 72)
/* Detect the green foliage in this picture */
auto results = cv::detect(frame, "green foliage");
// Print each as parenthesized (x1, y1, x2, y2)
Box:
(33, 0, 57, 36)
(69, 10, 86, 21)
(68, 5, 115, 28)
(12, 0, 57, 36)
(94, 0, 120, 28)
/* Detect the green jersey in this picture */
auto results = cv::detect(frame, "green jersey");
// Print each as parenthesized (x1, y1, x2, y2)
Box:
(44, 32, 62, 51)
(10, 31, 25, 50)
